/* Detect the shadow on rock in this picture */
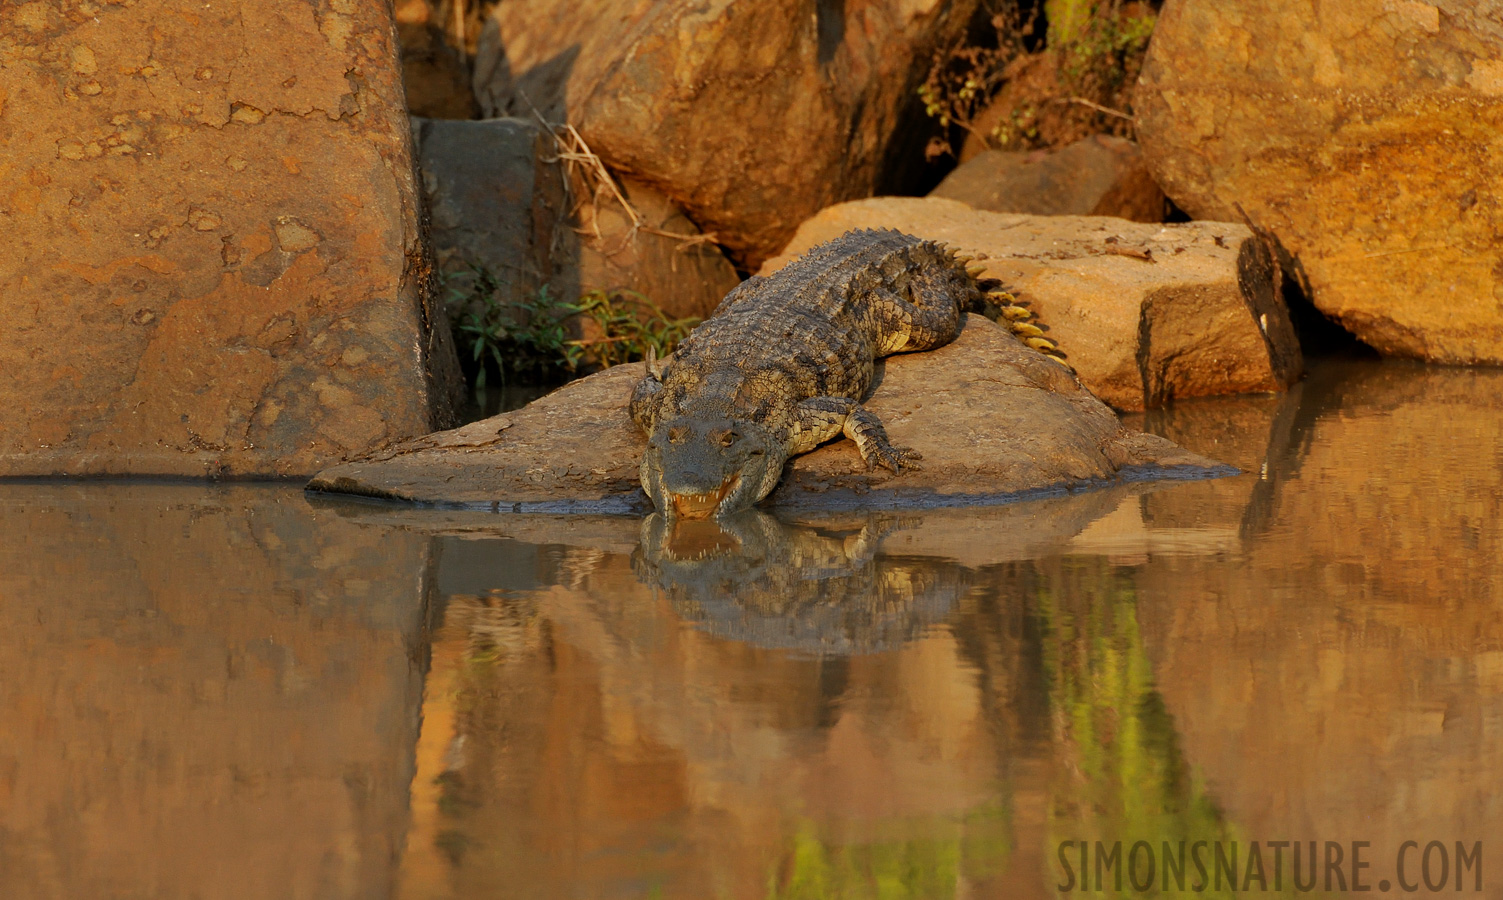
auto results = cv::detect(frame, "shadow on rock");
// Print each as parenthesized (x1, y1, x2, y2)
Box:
(632, 511, 970, 656)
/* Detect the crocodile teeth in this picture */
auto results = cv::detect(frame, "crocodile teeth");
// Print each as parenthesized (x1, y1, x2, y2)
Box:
(966, 265, 987, 277)
(1024, 336, 1058, 352)
(1012, 322, 1046, 338)
(1000, 305, 1032, 321)
(986, 289, 1017, 303)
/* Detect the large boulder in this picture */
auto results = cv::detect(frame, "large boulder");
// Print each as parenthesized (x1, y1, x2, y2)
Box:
(931, 134, 1166, 222)
(762, 197, 1302, 410)
(0, 0, 462, 477)
(307, 316, 1230, 510)
(471, 0, 981, 268)
(1135, 0, 1503, 362)
(413, 117, 740, 321)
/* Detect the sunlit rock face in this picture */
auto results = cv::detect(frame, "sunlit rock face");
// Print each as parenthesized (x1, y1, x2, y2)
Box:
(0, 0, 460, 476)
(1137, 0, 1503, 363)
(471, 0, 983, 268)
(931, 135, 1167, 223)
(0, 487, 430, 900)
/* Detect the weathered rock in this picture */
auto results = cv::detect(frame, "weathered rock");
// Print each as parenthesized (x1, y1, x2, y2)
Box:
(932, 134, 1166, 222)
(1135, 0, 1503, 363)
(471, 0, 981, 268)
(413, 117, 740, 320)
(0, 0, 462, 477)
(307, 316, 1230, 510)
(394, 0, 480, 119)
(762, 197, 1302, 410)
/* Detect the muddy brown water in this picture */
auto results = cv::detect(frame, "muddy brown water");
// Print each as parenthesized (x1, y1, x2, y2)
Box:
(3, 358, 1500, 899)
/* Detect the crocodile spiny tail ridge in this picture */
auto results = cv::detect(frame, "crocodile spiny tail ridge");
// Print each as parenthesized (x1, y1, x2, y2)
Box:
(967, 275, 1071, 370)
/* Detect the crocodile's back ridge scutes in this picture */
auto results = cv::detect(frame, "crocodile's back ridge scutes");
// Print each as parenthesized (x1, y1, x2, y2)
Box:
(656, 229, 971, 428)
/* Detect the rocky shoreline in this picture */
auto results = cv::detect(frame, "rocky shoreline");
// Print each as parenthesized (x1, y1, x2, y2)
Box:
(4, 0, 1494, 487)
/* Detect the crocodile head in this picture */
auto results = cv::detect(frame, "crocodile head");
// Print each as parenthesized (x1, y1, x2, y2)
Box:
(641, 415, 785, 519)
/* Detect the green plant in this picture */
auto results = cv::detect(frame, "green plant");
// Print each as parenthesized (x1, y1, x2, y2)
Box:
(918, 0, 1156, 157)
(917, 3, 1035, 159)
(444, 264, 700, 395)
(567, 288, 699, 371)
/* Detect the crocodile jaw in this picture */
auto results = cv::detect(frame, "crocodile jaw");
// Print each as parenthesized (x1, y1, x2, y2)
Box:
(670, 474, 741, 520)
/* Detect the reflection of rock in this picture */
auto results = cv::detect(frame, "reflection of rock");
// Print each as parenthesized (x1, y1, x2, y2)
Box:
(634, 512, 967, 655)
(390, 476, 1260, 899)
(1130, 360, 1503, 858)
(1137, 0, 1503, 362)
(763, 198, 1302, 410)
(309, 317, 1229, 509)
(400, 544, 1048, 899)
(0, 486, 430, 900)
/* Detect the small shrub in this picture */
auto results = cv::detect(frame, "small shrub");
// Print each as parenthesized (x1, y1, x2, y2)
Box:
(444, 264, 700, 397)
(919, 0, 1156, 158)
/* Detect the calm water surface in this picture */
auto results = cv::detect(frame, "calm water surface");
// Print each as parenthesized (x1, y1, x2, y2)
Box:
(3, 359, 1501, 899)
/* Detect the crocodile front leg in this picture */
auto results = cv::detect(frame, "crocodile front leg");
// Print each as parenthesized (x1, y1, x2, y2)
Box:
(629, 373, 664, 433)
(786, 396, 922, 473)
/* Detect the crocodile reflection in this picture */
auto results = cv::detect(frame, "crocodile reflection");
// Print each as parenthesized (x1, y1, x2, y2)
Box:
(633, 511, 968, 655)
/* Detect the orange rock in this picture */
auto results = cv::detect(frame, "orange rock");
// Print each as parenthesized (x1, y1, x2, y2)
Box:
(931, 135, 1166, 222)
(471, 0, 982, 268)
(0, 0, 462, 476)
(1136, 0, 1503, 362)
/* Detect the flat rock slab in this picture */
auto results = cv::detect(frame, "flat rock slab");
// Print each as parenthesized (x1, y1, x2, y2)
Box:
(763, 197, 1302, 411)
(308, 317, 1233, 513)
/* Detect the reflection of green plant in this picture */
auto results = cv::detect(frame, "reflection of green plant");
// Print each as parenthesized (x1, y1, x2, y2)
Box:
(1032, 562, 1323, 898)
(444, 264, 700, 393)
(766, 805, 1011, 900)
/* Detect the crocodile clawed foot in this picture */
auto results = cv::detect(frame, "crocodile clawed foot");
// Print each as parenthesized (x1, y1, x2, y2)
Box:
(866, 445, 923, 474)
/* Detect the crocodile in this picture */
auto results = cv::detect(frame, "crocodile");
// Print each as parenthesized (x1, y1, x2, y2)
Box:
(634, 510, 966, 655)
(629, 228, 1065, 520)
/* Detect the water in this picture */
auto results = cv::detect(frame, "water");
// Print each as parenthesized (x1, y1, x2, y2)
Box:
(3, 358, 1501, 899)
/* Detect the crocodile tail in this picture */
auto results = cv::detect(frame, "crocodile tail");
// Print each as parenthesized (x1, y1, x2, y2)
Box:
(965, 276, 1073, 371)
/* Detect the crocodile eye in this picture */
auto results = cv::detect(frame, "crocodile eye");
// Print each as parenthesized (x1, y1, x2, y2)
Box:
(720, 431, 739, 448)
(668, 426, 688, 444)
